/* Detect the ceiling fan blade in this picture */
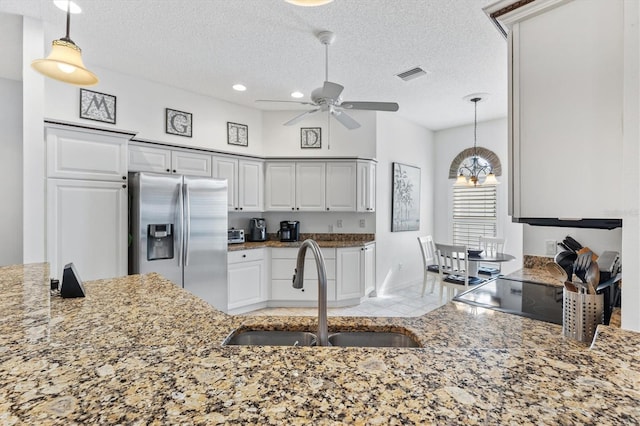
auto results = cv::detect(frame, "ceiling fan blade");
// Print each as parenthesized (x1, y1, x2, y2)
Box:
(331, 110, 361, 130)
(284, 109, 320, 126)
(320, 81, 344, 99)
(340, 101, 399, 112)
(256, 99, 316, 106)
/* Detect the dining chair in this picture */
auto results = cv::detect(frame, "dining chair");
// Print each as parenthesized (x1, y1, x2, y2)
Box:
(417, 235, 441, 298)
(478, 236, 506, 275)
(434, 243, 470, 301)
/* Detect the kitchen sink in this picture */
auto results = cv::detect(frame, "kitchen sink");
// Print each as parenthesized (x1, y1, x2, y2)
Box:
(328, 331, 421, 348)
(223, 329, 421, 348)
(223, 330, 317, 346)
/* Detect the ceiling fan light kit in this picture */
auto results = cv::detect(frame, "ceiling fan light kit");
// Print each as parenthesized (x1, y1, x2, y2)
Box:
(257, 30, 399, 130)
(32, 0, 99, 86)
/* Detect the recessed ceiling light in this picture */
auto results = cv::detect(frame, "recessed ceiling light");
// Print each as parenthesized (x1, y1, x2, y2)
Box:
(291, 91, 304, 98)
(232, 84, 247, 92)
(53, 1, 82, 14)
(285, 0, 334, 6)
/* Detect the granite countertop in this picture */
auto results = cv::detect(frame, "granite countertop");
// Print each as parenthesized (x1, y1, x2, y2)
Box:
(2, 263, 639, 424)
(228, 233, 375, 251)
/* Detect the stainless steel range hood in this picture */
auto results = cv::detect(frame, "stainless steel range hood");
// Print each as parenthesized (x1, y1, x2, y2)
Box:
(514, 218, 622, 230)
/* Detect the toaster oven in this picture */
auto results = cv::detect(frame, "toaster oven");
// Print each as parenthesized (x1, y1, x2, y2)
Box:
(227, 228, 245, 244)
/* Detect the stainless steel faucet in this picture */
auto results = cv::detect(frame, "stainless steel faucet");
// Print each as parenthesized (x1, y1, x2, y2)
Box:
(292, 239, 328, 346)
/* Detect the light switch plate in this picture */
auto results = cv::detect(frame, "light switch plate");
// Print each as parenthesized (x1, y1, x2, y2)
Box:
(545, 240, 557, 256)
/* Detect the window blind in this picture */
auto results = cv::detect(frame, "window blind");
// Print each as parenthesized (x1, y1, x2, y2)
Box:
(452, 185, 497, 248)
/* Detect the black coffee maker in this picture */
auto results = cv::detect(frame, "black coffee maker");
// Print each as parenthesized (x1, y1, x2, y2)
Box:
(247, 218, 267, 242)
(279, 221, 300, 242)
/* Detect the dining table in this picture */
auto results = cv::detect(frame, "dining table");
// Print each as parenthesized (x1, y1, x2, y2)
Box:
(467, 251, 516, 278)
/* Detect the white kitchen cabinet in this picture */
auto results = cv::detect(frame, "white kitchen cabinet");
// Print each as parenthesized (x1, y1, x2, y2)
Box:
(265, 162, 296, 211)
(356, 160, 376, 212)
(295, 162, 326, 211)
(336, 246, 363, 301)
(326, 162, 356, 212)
(46, 125, 131, 282)
(47, 126, 128, 182)
(227, 248, 268, 313)
(47, 179, 128, 282)
(362, 242, 376, 296)
(129, 144, 212, 177)
(269, 247, 336, 305)
(336, 242, 376, 302)
(214, 156, 264, 212)
(495, 0, 623, 219)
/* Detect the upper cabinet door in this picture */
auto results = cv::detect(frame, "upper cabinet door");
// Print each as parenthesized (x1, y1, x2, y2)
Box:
(357, 161, 376, 212)
(326, 162, 356, 212)
(296, 162, 326, 211)
(238, 159, 264, 212)
(47, 126, 129, 181)
(128, 145, 172, 174)
(171, 151, 212, 177)
(265, 162, 296, 211)
(213, 156, 238, 210)
(506, 0, 623, 219)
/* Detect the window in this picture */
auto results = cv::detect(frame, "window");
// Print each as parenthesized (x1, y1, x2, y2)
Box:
(452, 184, 497, 248)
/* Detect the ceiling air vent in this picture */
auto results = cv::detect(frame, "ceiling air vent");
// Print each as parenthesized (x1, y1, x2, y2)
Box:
(395, 66, 427, 82)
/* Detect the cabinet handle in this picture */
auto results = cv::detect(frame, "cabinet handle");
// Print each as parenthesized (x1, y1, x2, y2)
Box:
(301, 288, 304, 292)
(291, 207, 295, 211)
(172, 170, 177, 173)
(242, 254, 246, 258)
(326, 208, 329, 211)
(239, 207, 243, 211)
(122, 176, 127, 180)
(122, 184, 127, 189)
(235, 207, 239, 211)
(296, 207, 300, 211)
(166, 168, 170, 172)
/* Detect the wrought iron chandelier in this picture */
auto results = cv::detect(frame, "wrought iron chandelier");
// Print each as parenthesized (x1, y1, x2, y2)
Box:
(455, 94, 498, 186)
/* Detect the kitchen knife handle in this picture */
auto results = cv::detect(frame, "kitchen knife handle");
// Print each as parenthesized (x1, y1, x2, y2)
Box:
(184, 183, 191, 266)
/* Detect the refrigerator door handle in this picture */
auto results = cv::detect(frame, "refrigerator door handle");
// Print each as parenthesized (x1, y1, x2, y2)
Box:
(178, 181, 184, 268)
(184, 183, 191, 266)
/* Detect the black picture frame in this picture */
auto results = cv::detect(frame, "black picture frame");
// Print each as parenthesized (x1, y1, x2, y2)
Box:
(227, 122, 248, 146)
(165, 108, 193, 137)
(79, 89, 116, 124)
(300, 127, 322, 149)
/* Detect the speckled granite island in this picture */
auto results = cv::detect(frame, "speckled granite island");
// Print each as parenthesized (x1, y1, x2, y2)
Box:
(2, 264, 639, 424)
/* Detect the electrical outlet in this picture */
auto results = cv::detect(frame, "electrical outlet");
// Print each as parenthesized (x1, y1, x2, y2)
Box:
(328, 224, 334, 233)
(545, 240, 557, 256)
(359, 219, 366, 228)
(398, 263, 403, 270)
(336, 219, 343, 228)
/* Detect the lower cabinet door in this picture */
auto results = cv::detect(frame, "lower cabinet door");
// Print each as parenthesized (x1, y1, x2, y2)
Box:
(336, 247, 364, 300)
(228, 260, 266, 310)
(47, 179, 127, 281)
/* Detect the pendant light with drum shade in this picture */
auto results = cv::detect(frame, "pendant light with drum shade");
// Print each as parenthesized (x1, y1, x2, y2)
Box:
(454, 93, 499, 187)
(31, 0, 98, 86)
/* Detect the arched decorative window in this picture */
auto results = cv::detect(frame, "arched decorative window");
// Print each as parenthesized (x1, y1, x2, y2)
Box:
(449, 147, 502, 248)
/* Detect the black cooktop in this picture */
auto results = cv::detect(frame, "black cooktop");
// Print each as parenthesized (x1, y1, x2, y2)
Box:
(453, 277, 564, 324)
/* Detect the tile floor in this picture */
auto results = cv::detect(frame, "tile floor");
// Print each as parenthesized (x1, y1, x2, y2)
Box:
(241, 279, 447, 317)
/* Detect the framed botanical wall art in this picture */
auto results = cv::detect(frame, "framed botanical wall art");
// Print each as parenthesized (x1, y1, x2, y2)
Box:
(227, 122, 248, 146)
(79, 89, 116, 124)
(300, 127, 321, 149)
(391, 162, 421, 232)
(165, 108, 192, 137)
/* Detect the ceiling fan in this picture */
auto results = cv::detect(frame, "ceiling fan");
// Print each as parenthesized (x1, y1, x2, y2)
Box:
(256, 31, 399, 130)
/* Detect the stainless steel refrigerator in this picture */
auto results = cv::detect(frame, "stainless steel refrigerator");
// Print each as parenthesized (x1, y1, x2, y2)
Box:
(129, 172, 228, 311)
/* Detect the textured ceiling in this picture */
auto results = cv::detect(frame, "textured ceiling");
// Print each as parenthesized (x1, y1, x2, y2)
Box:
(0, 0, 507, 130)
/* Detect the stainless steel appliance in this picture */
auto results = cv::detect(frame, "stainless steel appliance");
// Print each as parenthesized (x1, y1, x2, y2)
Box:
(227, 228, 245, 244)
(279, 220, 300, 242)
(129, 172, 228, 311)
(247, 218, 267, 242)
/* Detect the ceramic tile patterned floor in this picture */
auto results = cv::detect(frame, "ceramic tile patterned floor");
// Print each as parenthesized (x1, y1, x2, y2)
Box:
(241, 279, 447, 317)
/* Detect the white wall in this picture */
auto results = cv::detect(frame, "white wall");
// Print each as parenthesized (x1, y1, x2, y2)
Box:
(523, 226, 622, 258)
(375, 113, 435, 293)
(44, 66, 264, 155)
(434, 117, 523, 275)
(0, 78, 23, 266)
(262, 110, 376, 158)
(228, 211, 375, 235)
